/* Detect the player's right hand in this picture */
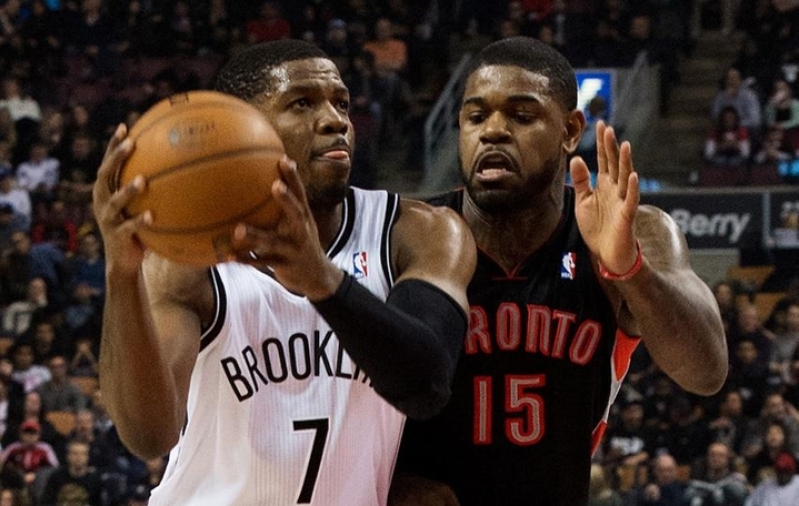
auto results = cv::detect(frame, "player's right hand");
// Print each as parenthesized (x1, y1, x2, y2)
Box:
(92, 123, 152, 276)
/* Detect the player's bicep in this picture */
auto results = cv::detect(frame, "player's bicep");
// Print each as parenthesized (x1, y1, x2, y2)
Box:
(143, 256, 209, 404)
(391, 200, 476, 312)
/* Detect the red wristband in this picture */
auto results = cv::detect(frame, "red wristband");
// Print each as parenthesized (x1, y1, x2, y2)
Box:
(598, 240, 643, 281)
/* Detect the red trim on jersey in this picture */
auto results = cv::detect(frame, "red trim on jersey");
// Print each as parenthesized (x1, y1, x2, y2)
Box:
(591, 420, 608, 456)
(612, 330, 640, 382)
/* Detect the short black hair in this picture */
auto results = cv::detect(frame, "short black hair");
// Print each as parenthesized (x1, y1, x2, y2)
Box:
(214, 39, 329, 102)
(466, 37, 577, 111)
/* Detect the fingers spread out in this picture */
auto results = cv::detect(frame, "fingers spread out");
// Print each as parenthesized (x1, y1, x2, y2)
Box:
(603, 125, 620, 185)
(569, 156, 593, 199)
(596, 121, 608, 175)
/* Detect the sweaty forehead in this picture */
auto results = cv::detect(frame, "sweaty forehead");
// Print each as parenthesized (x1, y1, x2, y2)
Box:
(268, 58, 344, 94)
(465, 65, 551, 98)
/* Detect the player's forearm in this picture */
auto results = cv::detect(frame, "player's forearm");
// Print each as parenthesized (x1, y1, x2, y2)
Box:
(100, 270, 182, 459)
(614, 265, 727, 395)
(313, 274, 466, 419)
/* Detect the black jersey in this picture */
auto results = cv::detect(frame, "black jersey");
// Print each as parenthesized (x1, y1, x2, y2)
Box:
(396, 187, 640, 506)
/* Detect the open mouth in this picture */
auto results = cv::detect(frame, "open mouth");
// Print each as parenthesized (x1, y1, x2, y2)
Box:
(475, 151, 517, 180)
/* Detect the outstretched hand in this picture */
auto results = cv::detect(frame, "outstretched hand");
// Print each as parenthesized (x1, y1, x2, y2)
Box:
(569, 120, 640, 276)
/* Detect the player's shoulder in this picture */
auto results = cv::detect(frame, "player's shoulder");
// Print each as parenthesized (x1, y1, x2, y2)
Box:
(397, 195, 467, 234)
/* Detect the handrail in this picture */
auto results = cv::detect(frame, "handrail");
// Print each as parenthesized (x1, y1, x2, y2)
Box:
(423, 54, 473, 177)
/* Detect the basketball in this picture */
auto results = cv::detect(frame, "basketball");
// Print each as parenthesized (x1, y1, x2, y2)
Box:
(116, 90, 284, 266)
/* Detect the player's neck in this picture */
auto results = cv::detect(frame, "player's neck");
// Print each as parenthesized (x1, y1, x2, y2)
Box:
(463, 193, 563, 272)
(311, 202, 344, 251)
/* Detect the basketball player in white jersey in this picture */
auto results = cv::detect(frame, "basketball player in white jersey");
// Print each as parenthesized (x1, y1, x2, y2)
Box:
(91, 39, 476, 505)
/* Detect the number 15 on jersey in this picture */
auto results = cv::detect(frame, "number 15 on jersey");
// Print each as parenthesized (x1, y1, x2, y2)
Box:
(474, 374, 546, 446)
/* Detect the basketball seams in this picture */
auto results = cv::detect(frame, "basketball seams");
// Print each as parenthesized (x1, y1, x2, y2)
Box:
(143, 196, 279, 234)
(140, 146, 284, 185)
(117, 97, 271, 191)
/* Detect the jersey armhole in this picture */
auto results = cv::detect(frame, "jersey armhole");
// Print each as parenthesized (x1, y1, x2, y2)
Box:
(199, 267, 227, 352)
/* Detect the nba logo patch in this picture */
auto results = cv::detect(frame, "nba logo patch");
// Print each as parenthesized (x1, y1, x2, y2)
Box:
(560, 252, 576, 280)
(352, 252, 368, 279)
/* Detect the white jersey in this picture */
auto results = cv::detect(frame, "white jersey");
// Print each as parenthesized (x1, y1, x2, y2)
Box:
(150, 188, 405, 506)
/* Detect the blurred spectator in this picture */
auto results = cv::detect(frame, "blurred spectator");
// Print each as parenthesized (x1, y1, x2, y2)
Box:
(21, 0, 65, 83)
(729, 303, 773, 370)
(35, 355, 87, 414)
(1, 277, 49, 337)
(626, 453, 687, 506)
(39, 439, 102, 506)
(63, 0, 118, 79)
(245, 1, 290, 44)
(10, 341, 50, 394)
(363, 17, 410, 143)
(768, 302, 799, 386)
(63, 282, 100, 338)
(0, 203, 25, 252)
(68, 335, 98, 379)
(602, 399, 651, 474)
(15, 141, 59, 207)
(345, 50, 381, 189)
(703, 105, 751, 168)
(0, 486, 25, 506)
(706, 389, 748, 455)
(168, 0, 199, 56)
(0, 161, 29, 230)
(764, 77, 799, 133)
(742, 392, 799, 462)
(30, 199, 78, 256)
(752, 125, 795, 167)
(727, 338, 770, 417)
(712, 280, 740, 335)
(0, 419, 58, 493)
(0, 230, 65, 305)
(37, 107, 67, 161)
(537, 0, 593, 67)
(646, 394, 709, 466)
(587, 463, 624, 506)
(4, 390, 62, 452)
(711, 68, 763, 141)
(199, 0, 235, 56)
(744, 452, 799, 505)
(0, 77, 41, 124)
(58, 130, 101, 206)
(685, 441, 749, 506)
(64, 231, 103, 296)
(27, 318, 68, 364)
(322, 18, 355, 76)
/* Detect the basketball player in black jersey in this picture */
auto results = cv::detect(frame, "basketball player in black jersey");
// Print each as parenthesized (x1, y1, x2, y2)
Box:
(390, 36, 728, 506)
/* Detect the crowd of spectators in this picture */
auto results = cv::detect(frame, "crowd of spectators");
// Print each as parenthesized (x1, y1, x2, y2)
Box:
(0, 0, 794, 505)
(700, 1, 799, 187)
(582, 272, 799, 506)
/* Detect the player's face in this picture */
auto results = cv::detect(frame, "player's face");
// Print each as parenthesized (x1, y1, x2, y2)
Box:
(259, 58, 354, 209)
(458, 64, 582, 213)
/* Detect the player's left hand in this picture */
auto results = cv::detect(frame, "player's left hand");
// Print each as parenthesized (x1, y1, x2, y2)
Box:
(227, 156, 343, 300)
(570, 120, 640, 276)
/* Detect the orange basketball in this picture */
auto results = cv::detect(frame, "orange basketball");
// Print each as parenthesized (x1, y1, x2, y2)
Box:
(116, 90, 284, 266)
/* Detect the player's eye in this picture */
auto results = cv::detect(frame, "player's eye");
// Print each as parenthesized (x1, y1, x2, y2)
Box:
(292, 98, 312, 109)
(467, 111, 486, 124)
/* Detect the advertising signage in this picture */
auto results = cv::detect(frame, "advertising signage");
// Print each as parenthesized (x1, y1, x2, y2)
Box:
(641, 191, 765, 250)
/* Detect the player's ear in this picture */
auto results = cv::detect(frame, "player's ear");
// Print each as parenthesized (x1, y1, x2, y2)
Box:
(562, 109, 586, 154)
